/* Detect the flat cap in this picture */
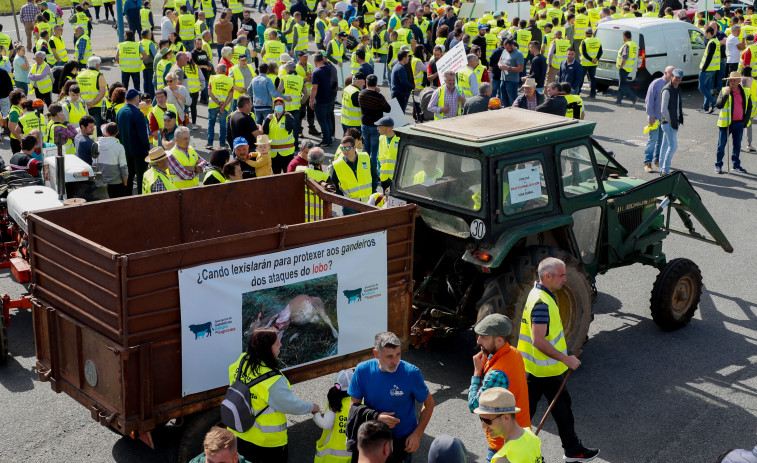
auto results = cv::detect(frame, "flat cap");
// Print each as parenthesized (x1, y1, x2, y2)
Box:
(474, 313, 512, 337)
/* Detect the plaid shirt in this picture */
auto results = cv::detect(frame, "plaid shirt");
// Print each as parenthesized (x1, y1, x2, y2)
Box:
(428, 85, 464, 119)
(150, 171, 168, 192)
(20, 2, 40, 23)
(467, 365, 509, 412)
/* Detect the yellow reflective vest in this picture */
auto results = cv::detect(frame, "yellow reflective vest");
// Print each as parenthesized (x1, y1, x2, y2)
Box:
(296, 165, 330, 222)
(50, 35, 68, 62)
(140, 7, 152, 31)
(76, 69, 102, 103)
(46, 121, 75, 154)
(75, 33, 93, 64)
(518, 285, 569, 377)
(208, 74, 233, 109)
(228, 355, 288, 447)
(268, 114, 295, 157)
(142, 167, 177, 193)
(456, 66, 475, 98)
(333, 152, 373, 201)
(433, 86, 461, 120)
(118, 41, 145, 73)
(167, 145, 201, 188)
(341, 84, 361, 127)
(263, 40, 286, 64)
(30, 62, 53, 93)
(616, 40, 637, 72)
(282, 73, 304, 112)
(551, 38, 570, 69)
(314, 396, 352, 462)
(580, 37, 601, 67)
(491, 428, 542, 463)
(378, 134, 399, 181)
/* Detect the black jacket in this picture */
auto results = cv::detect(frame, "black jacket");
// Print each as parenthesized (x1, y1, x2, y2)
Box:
(535, 95, 568, 116)
(345, 403, 380, 453)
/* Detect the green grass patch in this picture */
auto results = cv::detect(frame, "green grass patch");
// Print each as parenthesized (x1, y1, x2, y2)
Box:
(0, 0, 74, 15)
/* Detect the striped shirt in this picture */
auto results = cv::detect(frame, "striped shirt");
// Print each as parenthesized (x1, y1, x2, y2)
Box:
(532, 282, 555, 331)
(167, 147, 207, 180)
(428, 85, 464, 118)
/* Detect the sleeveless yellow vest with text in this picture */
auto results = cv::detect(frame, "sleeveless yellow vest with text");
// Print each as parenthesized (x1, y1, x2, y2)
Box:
(167, 146, 201, 188)
(378, 134, 399, 181)
(314, 396, 352, 462)
(341, 85, 362, 127)
(518, 286, 569, 377)
(268, 115, 295, 157)
(333, 152, 373, 201)
(616, 40, 637, 72)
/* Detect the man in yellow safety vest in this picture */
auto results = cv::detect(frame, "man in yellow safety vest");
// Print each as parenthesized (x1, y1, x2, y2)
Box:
(475, 388, 542, 463)
(517, 256, 600, 462)
(376, 116, 399, 190)
(166, 125, 207, 188)
(116, 30, 148, 91)
(615, 29, 638, 105)
(142, 146, 178, 193)
(328, 134, 378, 210)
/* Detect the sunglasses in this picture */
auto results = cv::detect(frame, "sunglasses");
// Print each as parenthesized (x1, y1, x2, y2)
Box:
(479, 416, 500, 425)
(339, 145, 353, 151)
(166, 80, 175, 83)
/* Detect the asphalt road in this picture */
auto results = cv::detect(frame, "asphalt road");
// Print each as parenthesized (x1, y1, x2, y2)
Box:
(1, 9, 757, 463)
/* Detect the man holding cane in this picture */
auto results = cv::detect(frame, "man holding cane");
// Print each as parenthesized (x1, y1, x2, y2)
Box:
(518, 257, 599, 462)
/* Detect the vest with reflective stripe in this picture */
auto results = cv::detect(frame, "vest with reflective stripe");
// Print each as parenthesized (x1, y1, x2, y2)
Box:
(283, 18, 294, 43)
(491, 428, 542, 463)
(202, 168, 227, 185)
(9, 105, 21, 140)
(74, 12, 89, 28)
(518, 286, 569, 377)
(296, 165, 329, 222)
(178, 13, 195, 41)
(294, 23, 309, 51)
(314, 396, 352, 462)
(378, 134, 399, 181)
(616, 40, 637, 72)
(364, 0, 378, 23)
(515, 29, 531, 53)
(580, 37, 600, 67)
(433, 86, 461, 120)
(149, 104, 178, 131)
(142, 167, 178, 193)
(263, 40, 286, 63)
(229, 64, 250, 98)
(283, 73, 304, 111)
(376, 31, 389, 55)
(411, 57, 425, 88)
(315, 18, 328, 44)
(37, 39, 56, 65)
(341, 85, 362, 127)
(228, 0, 243, 14)
(564, 94, 583, 119)
(77, 69, 101, 103)
(201, 0, 215, 17)
(456, 66, 474, 98)
(329, 40, 344, 63)
(75, 34, 92, 64)
(30, 62, 53, 93)
(485, 33, 497, 60)
(396, 27, 411, 44)
(19, 111, 46, 136)
(118, 41, 145, 73)
(717, 86, 751, 127)
(185, 64, 201, 93)
(473, 64, 485, 85)
(64, 99, 88, 125)
(551, 38, 570, 69)
(50, 35, 68, 62)
(268, 115, 295, 157)
(296, 62, 313, 93)
(740, 43, 757, 72)
(333, 152, 373, 201)
(140, 8, 152, 31)
(167, 146, 201, 188)
(573, 14, 589, 39)
(228, 355, 288, 447)
(46, 121, 75, 154)
(155, 58, 172, 87)
(704, 38, 722, 71)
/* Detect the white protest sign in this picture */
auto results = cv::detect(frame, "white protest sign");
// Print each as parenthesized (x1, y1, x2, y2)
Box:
(373, 62, 386, 85)
(502, 1, 532, 21)
(508, 166, 542, 204)
(179, 232, 388, 396)
(435, 42, 468, 78)
(479, 0, 510, 14)
(383, 98, 409, 127)
(338, 61, 352, 88)
(459, 2, 486, 19)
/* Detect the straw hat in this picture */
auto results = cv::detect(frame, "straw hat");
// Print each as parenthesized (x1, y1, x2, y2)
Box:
(473, 387, 520, 415)
(145, 147, 168, 163)
(724, 71, 742, 80)
(256, 134, 272, 145)
(522, 77, 537, 88)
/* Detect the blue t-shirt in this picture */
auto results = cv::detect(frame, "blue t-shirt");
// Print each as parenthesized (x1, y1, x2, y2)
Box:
(348, 359, 429, 438)
(312, 65, 334, 105)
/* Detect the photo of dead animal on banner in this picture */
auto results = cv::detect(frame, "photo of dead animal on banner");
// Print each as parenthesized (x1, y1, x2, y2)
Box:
(242, 275, 339, 368)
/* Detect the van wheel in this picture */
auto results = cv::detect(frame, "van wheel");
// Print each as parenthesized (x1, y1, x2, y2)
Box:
(176, 408, 223, 463)
(475, 246, 593, 355)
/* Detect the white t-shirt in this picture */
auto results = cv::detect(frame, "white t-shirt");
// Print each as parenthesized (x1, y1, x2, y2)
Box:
(726, 34, 742, 63)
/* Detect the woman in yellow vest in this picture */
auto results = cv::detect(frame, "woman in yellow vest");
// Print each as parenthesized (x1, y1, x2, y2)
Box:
(45, 104, 77, 154)
(169, 32, 186, 53)
(313, 369, 354, 463)
(263, 97, 296, 173)
(202, 148, 229, 185)
(229, 327, 320, 462)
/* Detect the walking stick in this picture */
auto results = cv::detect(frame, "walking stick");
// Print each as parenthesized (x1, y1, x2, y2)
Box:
(727, 125, 731, 175)
(534, 351, 582, 436)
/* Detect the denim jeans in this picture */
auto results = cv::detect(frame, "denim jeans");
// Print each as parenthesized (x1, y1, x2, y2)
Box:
(698, 71, 717, 111)
(501, 80, 518, 107)
(583, 66, 597, 97)
(207, 106, 228, 146)
(715, 59, 726, 92)
(0, 97, 9, 117)
(361, 124, 380, 169)
(716, 121, 744, 168)
(659, 122, 678, 174)
(486, 447, 496, 462)
(143, 68, 155, 97)
(314, 102, 333, 144)
(255, 108, 272, 124)
(616, 69, 636, 103)
(122, 71, 141, 91)
(491, 78, 501, 100)
(643, 125, 662, 164)
(183, 40, 194, 51)
(206, 18, 214, 40)
(16, 81, 28, 94)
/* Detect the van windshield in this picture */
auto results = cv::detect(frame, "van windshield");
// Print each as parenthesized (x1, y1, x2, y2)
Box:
(395, 145, 483, 211)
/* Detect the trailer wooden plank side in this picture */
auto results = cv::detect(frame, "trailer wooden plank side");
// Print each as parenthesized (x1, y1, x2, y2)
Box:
(30, 173, 417, 447)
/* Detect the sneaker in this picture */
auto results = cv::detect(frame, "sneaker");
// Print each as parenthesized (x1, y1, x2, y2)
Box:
(734, 166, 748, 173)
(697, 108, 709, 113)
(191, 124, 199, 131)
(564, 446, 600, 462)
(632, 97, 638, 105)
(708, 107, 715, 114)
(204, 144, 213, 150)
(716, 166, 724, 174)
(746, 145, 756, 152)
(644, 162, 653, 173)
(308, 127, 321, 136)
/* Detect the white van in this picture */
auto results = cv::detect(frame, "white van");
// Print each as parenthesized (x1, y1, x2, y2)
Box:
(595, 18, 705, 92)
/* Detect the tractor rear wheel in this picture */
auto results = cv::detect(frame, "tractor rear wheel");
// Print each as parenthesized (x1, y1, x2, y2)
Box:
(0, 315, 7, 365)
(176, 408, 223, 463)
(475, 246, 593, 355)
(650, 258, 702, 331)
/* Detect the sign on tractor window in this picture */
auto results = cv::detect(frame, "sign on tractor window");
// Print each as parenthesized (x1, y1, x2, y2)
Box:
(502, 161, 549, 216)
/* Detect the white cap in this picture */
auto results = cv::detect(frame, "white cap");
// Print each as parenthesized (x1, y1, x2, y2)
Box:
(334, 369, 354, 391)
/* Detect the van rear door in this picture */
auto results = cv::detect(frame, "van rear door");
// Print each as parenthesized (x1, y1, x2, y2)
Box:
(595, 27, 624, 79)
(664, 26, 691, 74)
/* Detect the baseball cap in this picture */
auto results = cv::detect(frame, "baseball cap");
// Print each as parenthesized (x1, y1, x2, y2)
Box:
(233, 137, 248, 149)
(375, 11, 383, 19)
(474, 313, 512, 337)
(297, 50, 308, 56)
(395, 4, 403, 10)
(478, 23, 489, 29)
(162, 110, 176, 119)
(125, 88, 141, 100)
(338, 31, 348, 38)
(375, 116, 394, 127)
(672, 68, 684, 78)
(333, 369, 353, 391)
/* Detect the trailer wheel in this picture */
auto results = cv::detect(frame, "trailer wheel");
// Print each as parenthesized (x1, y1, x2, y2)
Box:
(475, 246, 593, 355)
(0, 315, 7, 365)
(176, 408, 223, 463)
(650, 258, 702, 331)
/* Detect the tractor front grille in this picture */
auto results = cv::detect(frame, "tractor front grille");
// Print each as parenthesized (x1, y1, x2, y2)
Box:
(619, 207, 644, 232)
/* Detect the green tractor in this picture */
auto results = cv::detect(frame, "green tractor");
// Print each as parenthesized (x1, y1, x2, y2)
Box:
(388, 109, 732, 352)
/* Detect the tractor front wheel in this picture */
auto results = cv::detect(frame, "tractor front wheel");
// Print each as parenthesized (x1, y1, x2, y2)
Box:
(650, 258, 703, 331)
(475, 246, 593, 355)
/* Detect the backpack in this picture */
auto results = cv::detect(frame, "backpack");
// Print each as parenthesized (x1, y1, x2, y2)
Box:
(221, 357, 280, 433)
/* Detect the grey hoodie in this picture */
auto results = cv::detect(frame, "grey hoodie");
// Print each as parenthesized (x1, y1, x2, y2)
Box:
(95, 137, 128, 185)
(428, 435, 467, 463)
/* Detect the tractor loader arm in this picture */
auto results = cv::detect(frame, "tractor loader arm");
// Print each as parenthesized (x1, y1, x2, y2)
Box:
(612, 172, 733, 254)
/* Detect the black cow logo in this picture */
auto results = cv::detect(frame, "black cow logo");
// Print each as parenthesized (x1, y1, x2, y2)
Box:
(189, 322, 213, 339)
(343, 288, 362, 304)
